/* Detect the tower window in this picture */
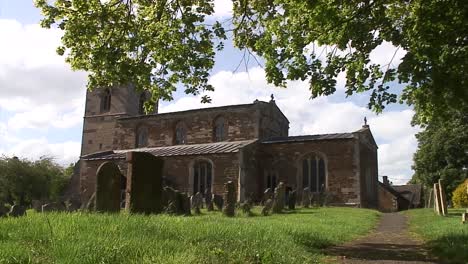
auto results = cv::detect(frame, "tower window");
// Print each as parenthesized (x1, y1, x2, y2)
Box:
(175, 121, 187, 145)
(101, 88, 111, 112)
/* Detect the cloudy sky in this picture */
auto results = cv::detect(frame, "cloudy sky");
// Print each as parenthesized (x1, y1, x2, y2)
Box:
(0, 0, 419, 184)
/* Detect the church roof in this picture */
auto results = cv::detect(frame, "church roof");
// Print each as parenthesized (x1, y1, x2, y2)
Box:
(81, 139, 257, 161)
(261, 133, 355, 144)
(392, 184, 422, 206)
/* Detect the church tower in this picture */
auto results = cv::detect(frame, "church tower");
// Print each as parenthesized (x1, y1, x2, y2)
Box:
(80, 85, 158, 156)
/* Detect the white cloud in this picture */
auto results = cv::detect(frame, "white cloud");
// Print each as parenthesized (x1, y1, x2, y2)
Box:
(213, 0, 233, 17)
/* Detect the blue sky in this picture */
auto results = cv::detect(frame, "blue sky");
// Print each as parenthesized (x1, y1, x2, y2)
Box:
(0, 0, 419, 184)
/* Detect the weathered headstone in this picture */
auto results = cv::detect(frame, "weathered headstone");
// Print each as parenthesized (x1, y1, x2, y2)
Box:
(223, 181, 236, 217)
(213, 194, 224, 211)
(162, 186, 177, 212)
(205, 189, 214, 211)
(180, 192, 191, 216)
(96, 161, 121, 213)
(263, 188, 273, 205)
(9, 205, 26, 217)
(42, 202, 66, 212)
(302, 187, 311, 208)
(288, 190, 296, 210)
(191, 192, 203, 214)
(272, 182, 285, 213)
(125, 152, 164, 214)
(438, 179, 448, 216)
(262, 199, 273, 216)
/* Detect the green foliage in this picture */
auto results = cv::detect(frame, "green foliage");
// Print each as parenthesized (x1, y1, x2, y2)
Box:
(411, 111, 468, 198)
(452, 180, 468, 208)
(407, 209, 468, 264)
(0, 207, 379, 263)
(35, 0, 467, 123)
(34, 0, 227, 110)
(0, 156, 71, 205)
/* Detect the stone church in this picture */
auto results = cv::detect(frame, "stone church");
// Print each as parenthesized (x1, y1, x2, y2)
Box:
(78, 85, 379, 208)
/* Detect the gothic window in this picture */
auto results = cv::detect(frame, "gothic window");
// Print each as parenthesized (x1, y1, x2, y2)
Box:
(175, 121, 187, 145)
(302, 154, 326, 192)
(138, 93, 146, 115)
(136, 127, 148, 148)
(213, 116, 227, 142)
(193, 161, 212, 194)
(101, 88, 111, 112)
(266, 172, 277, 190)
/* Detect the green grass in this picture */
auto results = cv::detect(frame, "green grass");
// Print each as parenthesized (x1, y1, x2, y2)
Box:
(0, 207, 379, 264)
(406, 208, 468, 264)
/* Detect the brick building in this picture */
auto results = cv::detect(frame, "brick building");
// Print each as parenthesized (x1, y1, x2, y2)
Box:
(78, 86, 379, 208)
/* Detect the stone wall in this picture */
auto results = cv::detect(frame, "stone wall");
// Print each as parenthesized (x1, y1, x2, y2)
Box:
(113, 101, 289, 150)
(258, 138, 361, 205)
(378, 184, 398, 212)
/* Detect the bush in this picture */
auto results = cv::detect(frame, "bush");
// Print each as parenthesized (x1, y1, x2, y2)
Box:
(451, 179, 468, 208)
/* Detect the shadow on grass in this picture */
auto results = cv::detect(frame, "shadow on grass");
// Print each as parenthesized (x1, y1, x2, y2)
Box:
(427, 233, 468, 264)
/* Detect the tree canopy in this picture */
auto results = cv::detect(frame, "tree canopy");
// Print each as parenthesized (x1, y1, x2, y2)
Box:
(410, 110, 468, 197)
(34, 0, 467, 123)
(0, 157, 72, 205)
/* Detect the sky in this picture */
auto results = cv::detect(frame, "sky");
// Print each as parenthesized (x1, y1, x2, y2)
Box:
(0, 0, 420, 185)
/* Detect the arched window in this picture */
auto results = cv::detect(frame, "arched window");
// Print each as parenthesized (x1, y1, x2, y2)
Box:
(174, 121, 187, 145)
(193, 161, 212, 194)
(302, 154, 326, 192)
(101, 88, 111, 112)
(214, 116, 227, 142)
(136, 127, 148, 147)
(138, 93, 146, 115)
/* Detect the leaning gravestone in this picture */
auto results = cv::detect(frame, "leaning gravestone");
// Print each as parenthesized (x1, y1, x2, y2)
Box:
(125, 152, 164, 214)
(95, 161, 122, 213)
(9, 205, 26, 217)
(213, 194, 224, 211)
(191, 192, 203, 214)
(302, 187, 311, 208)
(272, 182, 285, 213)
(288, 190, 297, 210)
(42, 202, 66, 212)
(223, 181, 236, 217)
(162, 186, 177, 212)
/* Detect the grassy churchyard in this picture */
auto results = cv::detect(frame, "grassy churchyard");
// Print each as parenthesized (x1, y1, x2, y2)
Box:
(406, 208, 468, 264)
(0, 207, 379, 264)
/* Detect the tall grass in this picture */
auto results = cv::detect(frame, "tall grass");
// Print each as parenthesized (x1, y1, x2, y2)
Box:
(406, 208, 468, 264)
(0, 207, 379, 264)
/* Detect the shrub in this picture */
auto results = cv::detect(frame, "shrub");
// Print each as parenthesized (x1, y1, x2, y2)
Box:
(451, 179, 468, 208)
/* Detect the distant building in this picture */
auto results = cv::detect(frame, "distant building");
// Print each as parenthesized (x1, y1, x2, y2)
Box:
(76, 85, 379, 208)
(378, 176, 422, 212)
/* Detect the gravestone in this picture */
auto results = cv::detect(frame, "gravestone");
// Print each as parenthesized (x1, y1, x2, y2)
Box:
(9, 205, 26, 217)
(85, 192, 96, 211)
(272, 182, 285, 213)
(223, 181, 236, 217)
(42, 202, 66, 212)
(180, 192, 191, 216)
(191, 192, 203, 214)
(438, 179, 448, 216)
(163, 186, 177, 213)
(262, 199, 273, 216)
(125, 152, 164, 214)
(302, 187, 311, 208)
(213, 194, 224, 211)
(66, 199, 81, 212)
(205, 189, 214, 211)
(96, 162, 122, 213)
(288, 190, 296, 210)
(263, 188, 273, 205)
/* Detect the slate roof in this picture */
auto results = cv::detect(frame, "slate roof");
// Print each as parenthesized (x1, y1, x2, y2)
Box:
(392, 184, 423, 207)
(81, 139, 257, 161)
(262, 133, 355, 144)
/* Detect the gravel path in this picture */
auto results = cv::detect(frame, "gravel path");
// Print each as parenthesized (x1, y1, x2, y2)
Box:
(325, 213, 439, 264)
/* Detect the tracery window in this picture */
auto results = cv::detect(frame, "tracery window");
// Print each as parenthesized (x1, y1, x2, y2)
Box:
(101, 88, 111, 112)
(213, 116, 227, 142)
(302, 154, 326, 192)
(193, 161, 212, 194)
(175, 121, 187, 145)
